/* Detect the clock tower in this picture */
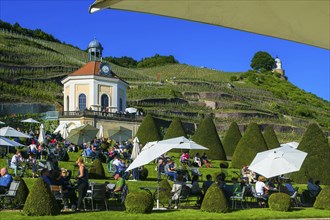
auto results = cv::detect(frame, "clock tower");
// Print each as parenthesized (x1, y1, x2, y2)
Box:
(61, 40, 128, 114)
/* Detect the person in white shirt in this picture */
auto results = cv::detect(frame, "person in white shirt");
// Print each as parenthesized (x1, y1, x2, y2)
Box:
(255, 176, 270, 200)
(10, 151, 26, 177)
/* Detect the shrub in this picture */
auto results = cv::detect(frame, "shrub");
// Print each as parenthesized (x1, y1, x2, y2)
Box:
(23, 178, 60, 216)
(153, 179, 171, 207)
(140, 167, 149, 180)
(163, 117, 187, 140)
(290, 123, 330, 184)
(231, 123, 268, 168)
(314, 186, 330, 210)
(201, 183, 228, 213)
(136, 114, 161, 145)
(191, 116, 226, 160)
(222, 122, 242, 159)
(13, 176, 29, 206)
(88, 159, 106, 179)
(263, 125, 280, 149)
(269, 193, 291, 212)
(125, 191, 154, 213)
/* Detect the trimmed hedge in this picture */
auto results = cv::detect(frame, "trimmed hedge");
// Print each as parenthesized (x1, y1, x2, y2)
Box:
(201, 183, 228, 213)
(136, 114, 161, 145)
(222, 122, 242, 158)
(269, 193, 291, 212)
(88, 159, 106, 179)
(290, 123, 330, 184)
(263, 125, 280, 149)
(231, 123, 268, 168)
(23, 177, 60, 216)
(125, 191, 154, 213)
(163, 117, 187, 140)
(13, 176, 29, 206)
(140, 167, 149, 180)
(314, 186, 330, 210)
(191, 116, 226, 160)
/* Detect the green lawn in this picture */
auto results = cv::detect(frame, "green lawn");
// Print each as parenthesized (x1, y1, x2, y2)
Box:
(0, 151, 329, 219)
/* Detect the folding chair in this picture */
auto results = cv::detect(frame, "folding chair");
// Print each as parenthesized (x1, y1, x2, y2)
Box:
(0, 181, 20, 209)
(83, 183, 108, 211)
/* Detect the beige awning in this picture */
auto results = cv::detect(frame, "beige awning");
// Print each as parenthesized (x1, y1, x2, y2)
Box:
(89, 0, 330, 50)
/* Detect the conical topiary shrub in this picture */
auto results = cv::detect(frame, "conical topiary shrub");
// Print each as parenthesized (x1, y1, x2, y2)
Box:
(201, 183, 228, 213)
(153, 179, 171, 207)
(231, 123, 268, 168)
(314, 186, 330, 210)
(163, 117, 187, 140)
(88, 159, 106, 179)
(164, 117, 187, 152)
(269, 193, 291, 211)
(136, 114, 161, 145)
(191, 116, 226, 160)
(222, 122, 242, 160)
(125, 191, 154, 213)
(13, 176, 29, 207)
(23, 178, 60, 216)
(290, 123, 330, 184)
(263, 125, 280, 149)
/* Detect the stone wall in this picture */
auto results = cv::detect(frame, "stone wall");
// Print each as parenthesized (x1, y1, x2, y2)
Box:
(0, 103, 55, 115)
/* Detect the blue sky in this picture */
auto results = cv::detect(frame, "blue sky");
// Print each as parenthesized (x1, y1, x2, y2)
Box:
(1, 0, 329, 101)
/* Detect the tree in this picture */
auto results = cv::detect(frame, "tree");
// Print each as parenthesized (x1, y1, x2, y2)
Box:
(231, 123, 268, 168)
(136, 114, 161, 145)
(163, 117, 187, 140)
(290, 123, 330, 184)
(191, 116, 226, 160)
(263, 125, 280, 149)
(250, 51, 275, 71)
(222, 122, 242, 159)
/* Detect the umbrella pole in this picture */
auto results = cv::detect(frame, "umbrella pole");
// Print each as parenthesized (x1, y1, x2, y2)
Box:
(153, 162, 166, 210)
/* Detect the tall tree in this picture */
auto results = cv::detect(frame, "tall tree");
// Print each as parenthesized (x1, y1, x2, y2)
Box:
(231, 123, 268, 168)
(290, 123, 330, 184)
(250, 51, 275, 71)
(191, 116, 226, 160)
(263, 125, 280, 149)
(222, 122, 242, 160)
(136, 114, 161, 145)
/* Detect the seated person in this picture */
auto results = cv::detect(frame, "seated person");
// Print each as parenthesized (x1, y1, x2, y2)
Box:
(0, 168, 13, 194)
(231, 177, 242, 196)
(255, 176, 271, 203)
(10, 151, 26, 177)
(201, 153, 212, 168)
(307, 178, 322, 197)
(164, 159, 177, 181)
(107, 173, 126, 199)
(59, 168, 77, 210)
(193, 153, 202, 167)
(180, 152, 190, 165)
(41, 168, 52, 186)
(202, 174, 213, 194)
(191, 175, 204, 205)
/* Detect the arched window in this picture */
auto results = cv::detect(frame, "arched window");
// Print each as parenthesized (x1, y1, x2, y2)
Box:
(119, 98, 123, 112)
(78, 94, 86, 110)
(101, 94, 109, 111)
(66, 96, 69, 111)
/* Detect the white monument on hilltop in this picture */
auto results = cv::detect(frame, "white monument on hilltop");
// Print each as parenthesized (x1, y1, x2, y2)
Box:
(273, 56, 286, 80)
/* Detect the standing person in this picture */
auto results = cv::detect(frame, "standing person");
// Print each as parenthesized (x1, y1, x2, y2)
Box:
(26, 153, 37, 178)
(10, 151, 25, 177)
(168, 174, 184, 209)
(0, 168, 13, 194)
(75, 158, 88, 211)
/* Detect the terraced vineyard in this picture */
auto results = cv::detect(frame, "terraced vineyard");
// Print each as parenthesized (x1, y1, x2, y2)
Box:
(0, 29, 329, 139)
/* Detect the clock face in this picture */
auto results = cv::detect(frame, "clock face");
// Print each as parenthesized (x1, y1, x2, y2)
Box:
(100, 63, 111, 75)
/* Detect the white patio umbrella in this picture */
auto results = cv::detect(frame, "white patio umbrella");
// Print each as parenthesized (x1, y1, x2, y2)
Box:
(0, 126, 30, 138)
(98, 125, 104, 139)
(38, 124, 46, 145)
(248, 145, 308, 179)
(21, 118, 40, 123)
(61, 123, 69, 139)
(126, 136, 208, 209)
(125, 107, 138, 114)
(131, 137, 140, 160)
(0, 136, 24, 154)
(280, 142, 299, 149)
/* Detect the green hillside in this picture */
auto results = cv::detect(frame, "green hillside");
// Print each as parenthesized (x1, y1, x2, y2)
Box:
(0, 28, 329, 139)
